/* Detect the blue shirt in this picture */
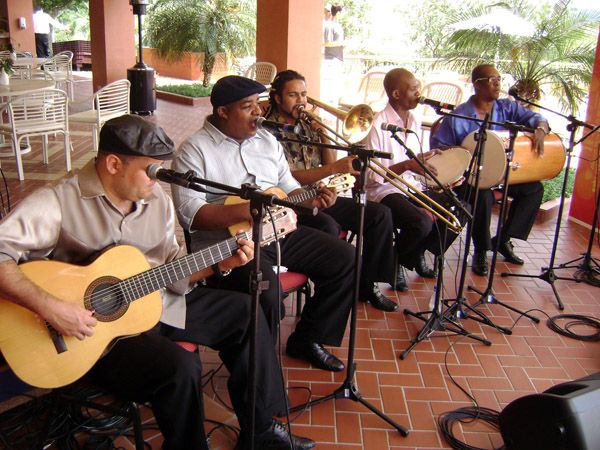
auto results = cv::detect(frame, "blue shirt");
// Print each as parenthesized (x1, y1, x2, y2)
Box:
(430, 96, 546, 149)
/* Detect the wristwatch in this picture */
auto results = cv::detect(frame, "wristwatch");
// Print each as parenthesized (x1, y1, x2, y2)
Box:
(212, 263, 232, 279)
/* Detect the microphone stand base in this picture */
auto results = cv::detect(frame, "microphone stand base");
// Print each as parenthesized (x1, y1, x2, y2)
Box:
(288, 372, 409, 437)
(399, 306, 492, 360)
(500, 268, 567, 310)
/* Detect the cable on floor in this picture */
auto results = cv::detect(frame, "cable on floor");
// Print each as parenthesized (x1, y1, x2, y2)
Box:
(547, 313, 600, 341)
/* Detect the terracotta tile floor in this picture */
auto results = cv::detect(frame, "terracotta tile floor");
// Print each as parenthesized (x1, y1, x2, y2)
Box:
(0, 78, 599, 450)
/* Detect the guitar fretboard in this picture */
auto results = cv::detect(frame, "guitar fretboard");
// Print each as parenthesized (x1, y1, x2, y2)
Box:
(117, 231, 251, 302)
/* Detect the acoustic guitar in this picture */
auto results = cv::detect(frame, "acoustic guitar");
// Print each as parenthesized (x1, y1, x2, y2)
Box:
(0, 207, 297, 389)
(224, 173, 356, 236)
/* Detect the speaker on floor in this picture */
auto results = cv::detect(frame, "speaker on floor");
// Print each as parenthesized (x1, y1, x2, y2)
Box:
(499, 372, 600, 450)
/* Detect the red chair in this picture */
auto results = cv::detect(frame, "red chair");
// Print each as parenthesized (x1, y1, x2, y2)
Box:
(280, 271, 311, 317)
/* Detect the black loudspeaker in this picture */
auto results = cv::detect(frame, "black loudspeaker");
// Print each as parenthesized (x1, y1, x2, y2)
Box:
(499, 373, 600, 450)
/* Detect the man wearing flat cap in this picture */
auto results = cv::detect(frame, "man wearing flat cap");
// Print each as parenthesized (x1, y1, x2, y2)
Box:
(0, 115, 313, 450)
(172, 75, 355, 378)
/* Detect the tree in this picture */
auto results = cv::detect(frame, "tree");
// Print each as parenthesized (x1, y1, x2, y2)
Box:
(146, 0, 256, 87)
(441, 0, 598, 113)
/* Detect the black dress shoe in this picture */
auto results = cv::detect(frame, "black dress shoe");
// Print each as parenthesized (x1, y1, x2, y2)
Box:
(472, 252, 489, 276)
(391, 265, 408, 292)
(492, 237, 525, 265)
(235, 420, 316, 450)
(360, 284, 398, 312)
(286, 333, 345, 372)
(415, 254, 436, 278)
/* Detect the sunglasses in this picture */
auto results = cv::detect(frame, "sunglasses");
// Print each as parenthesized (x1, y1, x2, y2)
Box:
(474, 76, 502, 85)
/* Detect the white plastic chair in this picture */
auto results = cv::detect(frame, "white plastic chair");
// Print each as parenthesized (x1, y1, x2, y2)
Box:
(0, 89, 71, 181)
(244, 62, 277, 87)
(419, 81, 465, 144)
(42, 51, 74, 100)
(69, 79, 131, 151)
(338, 70, 387, 111)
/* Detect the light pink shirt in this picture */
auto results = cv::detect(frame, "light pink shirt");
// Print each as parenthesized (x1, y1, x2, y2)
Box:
(364, 102, 422, 202)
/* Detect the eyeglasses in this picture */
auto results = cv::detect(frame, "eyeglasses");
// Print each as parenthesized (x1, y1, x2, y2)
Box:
(474, 76, 502, 85)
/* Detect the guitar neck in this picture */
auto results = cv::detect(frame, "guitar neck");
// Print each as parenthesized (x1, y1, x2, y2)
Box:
(119, 231, 250, 301)
(287, 186, 319, 204)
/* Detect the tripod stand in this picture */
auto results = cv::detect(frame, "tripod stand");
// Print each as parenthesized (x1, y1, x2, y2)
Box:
(468, 126, 540, 325)
(552, 125, 600, 286)
(377, 128, 492, 359)
(500, 95, 599, 309)
(557, 187, 600, 284)
(288, 145, 408, 437)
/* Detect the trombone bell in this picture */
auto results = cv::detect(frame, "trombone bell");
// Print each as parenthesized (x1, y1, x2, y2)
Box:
(305, 97, 375, 144)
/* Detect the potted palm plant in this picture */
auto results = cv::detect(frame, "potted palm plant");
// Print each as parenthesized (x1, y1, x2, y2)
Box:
(441, 0, 598, 114)
(145, 0, 256, 87)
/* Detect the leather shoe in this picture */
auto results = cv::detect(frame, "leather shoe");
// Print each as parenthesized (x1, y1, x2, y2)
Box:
(286, 333, 345, 372)
(415, 254, 436, 278)
(472, 252, 489, 276)
(492, 237, 525, 265)
(235, 420, 316, 450)
(391, 265, 408, 292)
(360, 283, 398, 312)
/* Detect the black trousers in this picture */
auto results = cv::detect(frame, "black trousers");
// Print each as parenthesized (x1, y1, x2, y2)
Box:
(458, 181, 543, 253)
(35, 33, 50, 58)
(212, 225, 355, 346)
(87, 330, 206, 450)
(160, 287, 286, 434)
(298, 197, 395, 286)
(380, 192, 437, 269)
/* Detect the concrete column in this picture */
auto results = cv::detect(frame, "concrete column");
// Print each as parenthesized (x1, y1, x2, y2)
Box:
(3, 0, 35, 54)
(569, 27, 600, 228)
(89, 0, 135, 92)
(256, 0, 322, 97)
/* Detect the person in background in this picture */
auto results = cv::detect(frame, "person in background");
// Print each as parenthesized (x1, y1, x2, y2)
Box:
(430, 64, 548, 276)
(33, 5, 68, 58)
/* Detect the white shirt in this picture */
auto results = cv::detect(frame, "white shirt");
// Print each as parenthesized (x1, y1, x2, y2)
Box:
(33, 10, 64, 34)
(171, 118, 301, 249)
(364, 102, 422, 202)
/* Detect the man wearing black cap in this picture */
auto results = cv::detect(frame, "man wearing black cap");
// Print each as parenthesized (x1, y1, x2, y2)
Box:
(171, 75, 355, 374)
(0, 115, 314, 450)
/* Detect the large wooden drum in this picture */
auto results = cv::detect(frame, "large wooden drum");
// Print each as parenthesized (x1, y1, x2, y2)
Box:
(461, 131, 566, 188)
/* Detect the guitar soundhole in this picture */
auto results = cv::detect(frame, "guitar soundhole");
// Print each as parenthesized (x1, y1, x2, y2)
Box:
(84, 276, 128, 322)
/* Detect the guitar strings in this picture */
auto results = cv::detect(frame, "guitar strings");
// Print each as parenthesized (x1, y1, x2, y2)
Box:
(75, 236, 243, 314)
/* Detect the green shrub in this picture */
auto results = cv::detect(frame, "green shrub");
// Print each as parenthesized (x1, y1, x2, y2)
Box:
(541, 168, 576, 203)
(157, 83, 213, 98)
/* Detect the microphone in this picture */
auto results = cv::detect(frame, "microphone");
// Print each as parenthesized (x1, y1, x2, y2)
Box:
(147, 164, 194, 188)
(255, 117, 300, 134)
(381, 123, 414, 134)
(418, 96, 455, 111)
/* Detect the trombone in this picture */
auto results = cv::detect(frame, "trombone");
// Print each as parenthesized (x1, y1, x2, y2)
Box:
(302, 97, 464, 234)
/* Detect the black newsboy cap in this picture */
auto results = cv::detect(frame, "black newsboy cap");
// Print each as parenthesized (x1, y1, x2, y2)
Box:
(99, 115, 175, 160)
(210, 75, 266, 107)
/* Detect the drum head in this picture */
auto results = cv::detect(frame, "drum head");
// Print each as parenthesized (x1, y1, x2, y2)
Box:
(461, 131, 507, 189)
(417, 147, 472, 189)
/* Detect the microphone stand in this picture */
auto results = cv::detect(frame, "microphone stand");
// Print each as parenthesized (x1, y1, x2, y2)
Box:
(157, 169, 311, 450)
(428, 111, 524, 335)
(278, 136, 410, 437)
(377, 130, 490, 357)
(500, 93, 599, 309)
(467, 123, 541, 326)
(547, 124, 600, 287)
